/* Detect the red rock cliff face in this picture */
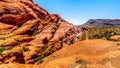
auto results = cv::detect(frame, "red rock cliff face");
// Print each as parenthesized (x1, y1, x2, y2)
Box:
(0, 0, 81, 64)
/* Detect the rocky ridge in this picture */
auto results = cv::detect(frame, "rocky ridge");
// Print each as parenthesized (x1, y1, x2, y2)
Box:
(81, 19, 120, 28)
(0, 0, 81, 64)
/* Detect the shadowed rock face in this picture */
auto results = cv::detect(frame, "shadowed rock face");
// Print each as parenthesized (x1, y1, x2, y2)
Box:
(0, 0, 81, 64)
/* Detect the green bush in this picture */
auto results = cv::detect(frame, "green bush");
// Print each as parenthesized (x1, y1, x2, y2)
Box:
(86, 28, 120, 40)
(0, 47, 12, 54)
(23, 46, 30, 52)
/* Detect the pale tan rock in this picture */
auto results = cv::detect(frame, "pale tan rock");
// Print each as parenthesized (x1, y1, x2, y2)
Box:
(109, 35, 120, 41)
(48, 22, 73, 46)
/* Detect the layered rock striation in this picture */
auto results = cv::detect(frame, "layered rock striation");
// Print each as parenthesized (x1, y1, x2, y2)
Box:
(0, 0, 81, 64)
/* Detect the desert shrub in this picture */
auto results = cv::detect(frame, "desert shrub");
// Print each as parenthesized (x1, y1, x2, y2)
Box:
(42, 45, 48, 52)
(0, 47, 12, 54)
(86, 28, 120, 40)
(23, 46, 30, 52)
(35, 52, 49, 64)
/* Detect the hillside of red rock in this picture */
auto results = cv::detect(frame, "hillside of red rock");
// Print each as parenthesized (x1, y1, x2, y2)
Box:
(1, 0, 120, 68)
(1, 39, 120, 68)
(0, 0, 81, 65)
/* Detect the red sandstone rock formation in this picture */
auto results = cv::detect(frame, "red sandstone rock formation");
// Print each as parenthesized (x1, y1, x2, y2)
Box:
(0, 0, 81, 64)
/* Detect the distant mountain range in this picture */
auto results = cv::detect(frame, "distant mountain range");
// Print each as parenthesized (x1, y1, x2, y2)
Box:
(80, 19, 120, 28)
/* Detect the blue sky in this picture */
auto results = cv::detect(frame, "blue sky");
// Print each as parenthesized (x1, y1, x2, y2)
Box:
(33, 0, 120, 25)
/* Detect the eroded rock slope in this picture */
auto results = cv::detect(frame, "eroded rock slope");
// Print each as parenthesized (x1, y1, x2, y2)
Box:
(0, 0, 81, 64)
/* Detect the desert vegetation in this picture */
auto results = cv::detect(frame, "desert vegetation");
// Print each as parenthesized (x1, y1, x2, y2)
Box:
(81, 28, 120, 40)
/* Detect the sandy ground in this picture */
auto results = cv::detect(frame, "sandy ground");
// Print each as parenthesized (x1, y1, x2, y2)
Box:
(0, 39, 120, 68)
